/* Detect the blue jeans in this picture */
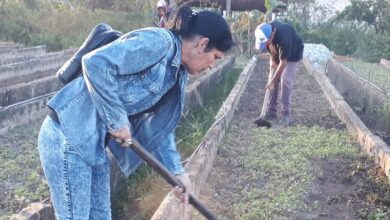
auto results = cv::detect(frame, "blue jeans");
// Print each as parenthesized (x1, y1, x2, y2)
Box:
(38, 116, 111, 220)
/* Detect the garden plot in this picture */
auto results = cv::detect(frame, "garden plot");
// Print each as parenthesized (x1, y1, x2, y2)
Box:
(0, 119, 47, 220)
(113, 56, 245, 220)
(334, 59, 390, 145)
(340, 59, 390, 95)
(1, 55, 239, 220)
(195, 57, 390, 219)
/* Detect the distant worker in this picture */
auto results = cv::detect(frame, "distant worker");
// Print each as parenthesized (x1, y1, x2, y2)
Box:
(153, 0, 172, 28)
(254, 21, 304, 126)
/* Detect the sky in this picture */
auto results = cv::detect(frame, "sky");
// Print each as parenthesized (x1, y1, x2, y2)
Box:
(320, 0, 350, 12)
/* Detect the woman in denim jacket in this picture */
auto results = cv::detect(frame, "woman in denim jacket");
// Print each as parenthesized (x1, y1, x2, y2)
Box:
(38, 6, 233, 219)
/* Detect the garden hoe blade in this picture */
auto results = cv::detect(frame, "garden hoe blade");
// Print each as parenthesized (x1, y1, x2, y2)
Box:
(254, 88, 272, 128)
(123, 138, 219, 220)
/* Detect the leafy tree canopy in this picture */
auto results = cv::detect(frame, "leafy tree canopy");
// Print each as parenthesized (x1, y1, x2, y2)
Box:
(337, 0, 390, 33)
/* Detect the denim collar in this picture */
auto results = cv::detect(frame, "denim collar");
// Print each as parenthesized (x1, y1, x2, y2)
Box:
(171, 34, 182, 68)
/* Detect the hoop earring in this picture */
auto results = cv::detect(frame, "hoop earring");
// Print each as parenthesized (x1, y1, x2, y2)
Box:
(191, 49, 203, 57)
(196, 50, 203, 56)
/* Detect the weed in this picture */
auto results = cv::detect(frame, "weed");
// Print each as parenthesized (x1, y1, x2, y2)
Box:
(0, 119, 47, 219)
(113, 56, 248, 219)
(342, 60, 390, 95)
(0, 1, 153, 51)
(358, 208, 388, 220)
(222, 126, 360, 218)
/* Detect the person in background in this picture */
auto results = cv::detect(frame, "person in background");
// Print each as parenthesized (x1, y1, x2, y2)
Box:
(38, 6, 233, 219)
(255, 21, 304, 126)
(153, 0, 171, 27)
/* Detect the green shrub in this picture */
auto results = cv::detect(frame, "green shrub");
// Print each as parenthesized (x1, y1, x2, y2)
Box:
(283, 18, 390, 63)
(0, 0, 152, 51)
(353, 31, 390, 62)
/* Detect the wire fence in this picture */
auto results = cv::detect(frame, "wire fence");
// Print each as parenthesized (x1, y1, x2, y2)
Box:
(326, 58, 390, 132)
(340, 59, 390, 97)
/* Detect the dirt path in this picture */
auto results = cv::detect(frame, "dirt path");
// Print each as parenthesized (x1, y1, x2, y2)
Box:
(197, 57, 390, 219)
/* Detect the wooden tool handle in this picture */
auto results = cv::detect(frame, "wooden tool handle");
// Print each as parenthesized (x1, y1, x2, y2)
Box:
(125, 138, 219, 220)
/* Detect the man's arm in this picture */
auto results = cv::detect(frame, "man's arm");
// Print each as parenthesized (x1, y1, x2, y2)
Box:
(266, 58, 287, 90)
(270, 58, 278, 70)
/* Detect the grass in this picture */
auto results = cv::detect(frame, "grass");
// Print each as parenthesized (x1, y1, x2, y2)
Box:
(340, 60, 390, 131)
(355, 160, 390, 219)
(0, 1, 153, 51)
(0, 119, 48, 220)
(0, 55, 249, 219)
(220, 126, 361, 219)
(112, 55, 249, 219)
(370, 100, 390, 131)
(341, 60, 390, 95)
(233, 54, 253, 69)
(216, 123, 390, 219)
(176, 63, 246, 157)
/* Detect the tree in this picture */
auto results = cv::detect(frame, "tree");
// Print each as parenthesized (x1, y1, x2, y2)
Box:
(264, 0, 287, 20)
(338, 0, 390, 33)
(286, 0, 334, 26)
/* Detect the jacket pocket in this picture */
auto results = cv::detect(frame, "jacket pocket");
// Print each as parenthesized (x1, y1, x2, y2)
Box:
(140, 67, 163, 93)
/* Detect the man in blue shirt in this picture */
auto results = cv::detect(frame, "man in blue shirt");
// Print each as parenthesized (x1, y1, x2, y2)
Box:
(255, 21, 304, 126)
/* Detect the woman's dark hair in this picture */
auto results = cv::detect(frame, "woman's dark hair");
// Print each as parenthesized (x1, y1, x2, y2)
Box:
(166, 6, 234, 52)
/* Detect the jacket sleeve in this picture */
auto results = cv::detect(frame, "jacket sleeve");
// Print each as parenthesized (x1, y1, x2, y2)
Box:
(81, 29, 172, 131)
(155, 132, 185, 175)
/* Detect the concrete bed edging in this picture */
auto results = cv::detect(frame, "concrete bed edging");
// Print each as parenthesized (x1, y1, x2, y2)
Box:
(151, 56, 258, 220)
(0, 93, 53, 135)
(326, 58, 389, 133)
(0, 75, 63, 107)
(0, 45, 46, 62)
(184, 56, 235, 113)
(0, 44, 23, 54)
(9, 55, 237, 220)
(109, 55, 236, 197)
(10, 203, 54, 220)
(0, 56, 235, 136)
(326, 58, 387, 108)
(303, 58, 390, 179)
(0, 49, 76, 87)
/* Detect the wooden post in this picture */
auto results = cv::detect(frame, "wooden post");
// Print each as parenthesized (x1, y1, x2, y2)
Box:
(226, 0, 231, 20)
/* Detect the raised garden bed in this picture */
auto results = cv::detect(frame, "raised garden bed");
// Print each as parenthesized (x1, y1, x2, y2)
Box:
(340, 59, 390, 95)
(197, 57, 390, 219)
(325, 59, 390, 147)
(152, 55, 390, 219)
(3, 55, 239, 220)
(112, 56, 247, 220)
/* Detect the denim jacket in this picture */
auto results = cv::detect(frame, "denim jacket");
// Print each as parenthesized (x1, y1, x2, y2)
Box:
(47, 27, 188, 175)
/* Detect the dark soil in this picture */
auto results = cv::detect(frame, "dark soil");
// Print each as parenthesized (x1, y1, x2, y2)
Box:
(354, 109, 390, 146)
(197, 57, 390, 220)
(336, 58, 390, 146)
